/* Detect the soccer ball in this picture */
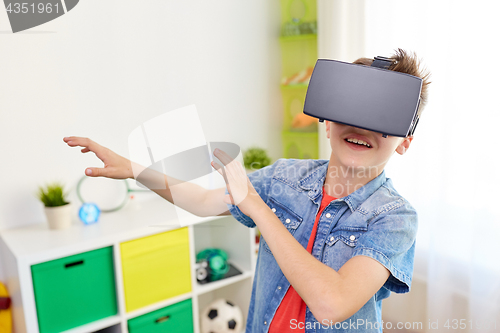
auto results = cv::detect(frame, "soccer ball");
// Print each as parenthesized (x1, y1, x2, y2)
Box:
(201, 298, 243, 333)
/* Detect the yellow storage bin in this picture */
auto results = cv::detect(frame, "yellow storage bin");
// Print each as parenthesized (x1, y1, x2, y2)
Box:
(120, 228, 191, 312)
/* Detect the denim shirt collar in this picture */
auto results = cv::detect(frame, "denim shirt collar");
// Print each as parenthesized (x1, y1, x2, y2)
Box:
(298, 160, 387, 212)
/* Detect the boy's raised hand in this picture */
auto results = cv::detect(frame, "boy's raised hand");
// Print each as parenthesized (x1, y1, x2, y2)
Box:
(211, 148, 264, 218)
(63, 136, 133, 180)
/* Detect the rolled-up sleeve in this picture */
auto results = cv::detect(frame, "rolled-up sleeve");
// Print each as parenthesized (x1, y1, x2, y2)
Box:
(352, 199, 418, 293)
(225, 160, 280, 228)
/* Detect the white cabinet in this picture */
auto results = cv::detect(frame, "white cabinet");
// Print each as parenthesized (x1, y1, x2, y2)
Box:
(0, 198, 255, 333)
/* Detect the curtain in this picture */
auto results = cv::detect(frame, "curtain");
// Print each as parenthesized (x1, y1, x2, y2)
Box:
(319, 1, 500, 331)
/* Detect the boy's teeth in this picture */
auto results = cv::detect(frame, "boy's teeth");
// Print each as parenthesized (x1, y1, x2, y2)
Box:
(346, 138, 371, 147)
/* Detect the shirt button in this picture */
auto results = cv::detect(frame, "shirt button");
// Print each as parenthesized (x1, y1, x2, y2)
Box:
(264, 321, 267, 325)
(285, 218, 291, 223)
(326, 213, 331, 218)
(350, 235, 356, 241)
(330, 236, 334, 241)
(278, 286, 281, 290)
(271, 208, 276, 213)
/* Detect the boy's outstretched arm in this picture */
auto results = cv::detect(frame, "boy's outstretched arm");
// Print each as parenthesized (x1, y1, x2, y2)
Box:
(63, 136, 230, 217)
(212, 148, 391, 324)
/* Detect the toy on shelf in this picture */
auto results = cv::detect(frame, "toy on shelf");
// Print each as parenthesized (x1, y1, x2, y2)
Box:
(291, 113, 317, 128)
(195, 260, 210, 282)
(0, 282, 12, 333)
(196, 248, 242, 284)
(255, 227, 261, 256)
(281, 66, 314, 86)
(201, 298, 243, 333)
(255, 227, 261, 245)
(78, 202, 101, 225)
(282, 20, 317, 36)
(280, 82, 318, 133)
(280, 0, 317, 36)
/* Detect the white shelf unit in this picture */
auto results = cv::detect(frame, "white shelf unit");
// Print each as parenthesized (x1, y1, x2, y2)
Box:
(0, 197, 256, 333)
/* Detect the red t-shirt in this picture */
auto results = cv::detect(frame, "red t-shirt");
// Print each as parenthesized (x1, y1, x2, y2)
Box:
(269, 186, 337, 332)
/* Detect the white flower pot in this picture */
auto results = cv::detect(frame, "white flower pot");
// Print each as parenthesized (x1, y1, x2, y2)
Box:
(44, 203, 72, 230)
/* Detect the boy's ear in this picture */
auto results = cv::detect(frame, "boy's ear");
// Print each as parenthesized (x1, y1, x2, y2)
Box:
(396, 135, 413, 155)
(325, 120, 330, 138)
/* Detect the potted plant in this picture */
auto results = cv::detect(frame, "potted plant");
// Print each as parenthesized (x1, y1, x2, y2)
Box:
(243, 147, 271, 173)
(37, 182, 72, 230)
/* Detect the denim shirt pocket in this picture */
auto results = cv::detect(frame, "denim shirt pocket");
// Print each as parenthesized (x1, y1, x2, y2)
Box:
(322, 227, 366, 270)
(262, 197, 303, 255)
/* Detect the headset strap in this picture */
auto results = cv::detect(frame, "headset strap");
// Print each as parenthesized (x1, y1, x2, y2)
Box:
(372, 56, 398, 138)
(371, 56, 394, 69)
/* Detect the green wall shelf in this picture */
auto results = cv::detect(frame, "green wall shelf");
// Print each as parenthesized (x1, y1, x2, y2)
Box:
(279, 34, 317, 42)
(279, 0, 318, 159)
(282, 131, 319, 159)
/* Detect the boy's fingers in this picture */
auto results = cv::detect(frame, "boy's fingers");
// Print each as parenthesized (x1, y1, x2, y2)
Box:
(213, 149, 233, 166)
(65, 136, 97, 150)
(64, 136, 85, 145)
(211, 161, 229, 185)
(211, 161, 223, 175)
(66, 138, 88, 149)
(214, 151, 245, 180)
(66, 137, 108, 161)
(85, 167, 108, 177)
(82, 137, 98, 151)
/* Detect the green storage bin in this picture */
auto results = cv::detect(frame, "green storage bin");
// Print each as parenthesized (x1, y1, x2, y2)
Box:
(31, 247, 118, 333)
(128, 299, 193, 333)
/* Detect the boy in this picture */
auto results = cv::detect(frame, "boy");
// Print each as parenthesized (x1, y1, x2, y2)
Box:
(64, 48, 430, 332)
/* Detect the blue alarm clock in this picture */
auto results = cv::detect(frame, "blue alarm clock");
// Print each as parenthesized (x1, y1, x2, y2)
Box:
(78, 203, 101, 225)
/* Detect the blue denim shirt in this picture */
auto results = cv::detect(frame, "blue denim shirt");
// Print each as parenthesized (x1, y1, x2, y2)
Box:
(226, 158, 418, 333)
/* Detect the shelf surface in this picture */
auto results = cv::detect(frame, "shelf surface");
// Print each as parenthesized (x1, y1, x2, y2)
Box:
(0, 197, 224, 264)
(279, 33, 317, 41)
(60, 315, 121, 333)
(194, 261, 253, 296)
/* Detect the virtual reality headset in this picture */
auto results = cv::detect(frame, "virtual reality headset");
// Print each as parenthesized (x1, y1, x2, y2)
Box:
(303, 56, 422, 138)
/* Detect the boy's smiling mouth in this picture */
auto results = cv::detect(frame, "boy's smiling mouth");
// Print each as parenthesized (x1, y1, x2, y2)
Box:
(345, 138, 372, 148)
(343, 134, 373, 150)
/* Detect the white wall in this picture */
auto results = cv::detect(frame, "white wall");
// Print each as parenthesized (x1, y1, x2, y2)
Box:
(0, 1, 281, 281)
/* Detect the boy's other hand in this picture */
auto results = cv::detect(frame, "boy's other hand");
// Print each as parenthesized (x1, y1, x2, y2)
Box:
(211, 148, 263, 217)
(63, 136, 134, 180)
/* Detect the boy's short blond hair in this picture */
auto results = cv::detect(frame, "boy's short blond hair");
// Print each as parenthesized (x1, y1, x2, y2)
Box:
(353, 48, 431, 117)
